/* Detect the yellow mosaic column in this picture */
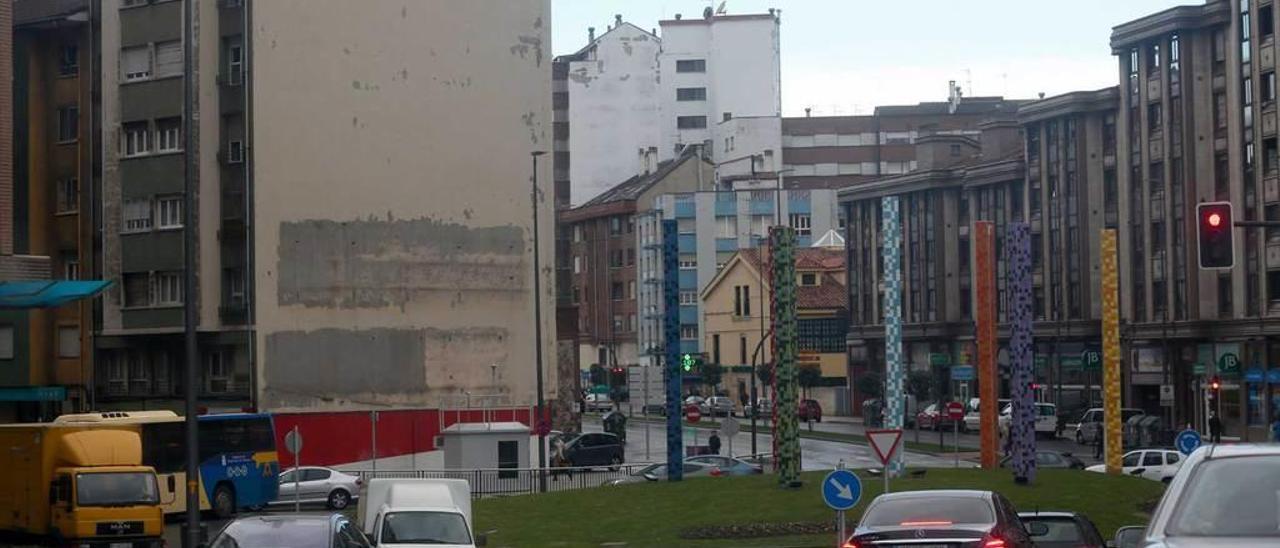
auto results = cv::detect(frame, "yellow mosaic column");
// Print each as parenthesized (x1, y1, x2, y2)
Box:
(1101, 229, 1123, 475)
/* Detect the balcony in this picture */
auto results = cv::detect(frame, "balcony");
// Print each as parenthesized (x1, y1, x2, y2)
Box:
(220, 300, 248, 324)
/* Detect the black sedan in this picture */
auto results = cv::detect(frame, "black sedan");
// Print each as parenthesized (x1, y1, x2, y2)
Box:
(846, 490, 1034, 548)
(210, 514, 371, 548)
(1018, 511, 1106, 548)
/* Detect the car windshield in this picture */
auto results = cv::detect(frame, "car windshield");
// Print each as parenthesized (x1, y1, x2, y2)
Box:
(1025, 518, 1083, 542)
(76, 472, 159, 507)
(211, 518, 331, 548)
(861, 496, 995, 527)
(381, 511, 472, 545)
(1168, 456, 1280, 537)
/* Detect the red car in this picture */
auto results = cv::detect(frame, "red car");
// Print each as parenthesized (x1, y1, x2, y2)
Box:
(799, 399, 823, 422)
(915, 402, 960, 431)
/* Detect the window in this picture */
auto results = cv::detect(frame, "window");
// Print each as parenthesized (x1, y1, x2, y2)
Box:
(1149, 43, 1160, 70)
(227, 140, 245, 163)
(611, 281, 624, 300)
(152, 272, 183, 305)
(56, 178, 78, 214)
(123, 122, 150, 156)
(206, 350, 230, 393)
(677, 116, 707, 129)
(676, 87, 706, 101)
(679, 256, 696, 269)
(121, 0, 148, 7)
(156, 118, 181, 152)
(1265, 72, 1277, 103)
(676, 59, 706, 73)
(1148, 102, 1162, 132)
(1263, 5, 1275, 41)
(122, 199, 152, 232)
(1141, 451, 1163, 467)
(789, 213, 811, 236)
(1266, 138, 1279, 174)
(1170, 34, 1181, 70)
(0, 326, 12, 360)
(156, 195, 183, 229)
(227, 43, 243, 85)
(123, 273, 149, 307)
(628, 280, 636, 299)
(57, 326, 80, 358)
(680, 325, 698, 340)
(800, 273, 818, 286)
(1213, 29, 1227, 63)
(712, 334, 721, 364)
(154, 41, 182, 78)
(59, 44, 78, 76)
(739, 335, 748, 364)
(62, 255, 79, 280)
(121, 46, 151, 81)
(224, 269, 246, 302)
(572, 256, 581, 274)
(57, 106, 78, 142)
(716, 216, 736, 238)
(679, 290, 697, 305)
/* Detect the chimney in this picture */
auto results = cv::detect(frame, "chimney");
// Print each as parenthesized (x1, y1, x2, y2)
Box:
(805, 107, 811, 118)
(615, 14, 622, 26)
(588, 27, 595, 42)
(675, 13, 682, 20)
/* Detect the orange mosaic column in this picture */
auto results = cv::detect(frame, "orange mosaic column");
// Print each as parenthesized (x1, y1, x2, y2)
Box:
(974, 221, 998, 469)
(1101, 229, 1123, 475)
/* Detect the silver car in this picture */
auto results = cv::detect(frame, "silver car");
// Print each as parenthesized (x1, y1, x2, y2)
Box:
(700, 396, 735, 417)
(210, 514, 371, 548)
(603, 461, 716, 486)
(275, 466, 362, 510)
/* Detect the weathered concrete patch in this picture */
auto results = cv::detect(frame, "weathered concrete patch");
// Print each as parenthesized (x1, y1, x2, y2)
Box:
(262, 326, 511, 409)
(277, 218, 525, 309)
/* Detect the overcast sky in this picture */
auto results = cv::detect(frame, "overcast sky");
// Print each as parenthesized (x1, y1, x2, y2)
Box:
(552, 0, 1182, 116)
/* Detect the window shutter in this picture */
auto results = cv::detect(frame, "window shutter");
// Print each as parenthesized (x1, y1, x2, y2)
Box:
(122, 46, 151, 80)
(155, 41, 182, 77)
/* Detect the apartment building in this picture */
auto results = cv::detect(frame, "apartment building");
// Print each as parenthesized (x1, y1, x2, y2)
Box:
(782, 88, 1024, 190)
(93, 0, 554, 419)
(636, 186, 839, 362)
(563, 148, 713, 371)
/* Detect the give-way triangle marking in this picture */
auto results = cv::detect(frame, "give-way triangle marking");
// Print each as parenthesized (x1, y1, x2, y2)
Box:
(866, 429, 903, 465)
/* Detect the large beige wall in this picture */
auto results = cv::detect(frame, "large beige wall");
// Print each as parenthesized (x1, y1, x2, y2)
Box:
(251, 0, 553, 411)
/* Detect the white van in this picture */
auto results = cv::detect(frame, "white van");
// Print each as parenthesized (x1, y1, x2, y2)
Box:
(998, 402, 1059, 438)
(360, 479, 481, 548)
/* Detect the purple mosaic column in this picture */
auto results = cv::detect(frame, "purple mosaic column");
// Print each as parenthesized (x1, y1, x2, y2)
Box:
(1007, 222, 1036, 483)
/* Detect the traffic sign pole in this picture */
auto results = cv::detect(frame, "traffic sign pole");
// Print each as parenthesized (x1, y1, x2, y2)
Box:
(822, 464, 861, 547)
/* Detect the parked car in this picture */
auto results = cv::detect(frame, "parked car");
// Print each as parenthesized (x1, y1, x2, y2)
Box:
(998, 450, 1086, 470)
(603, 461, 716, 486)
(686, 455, 763, 476)
(562, 432, 624, 470)
(744, 398, 773, 419)
(276, 466, 362, 510)
(1018, 511, 1106, 548)
(798, 399, 823, 422)
(1113, 444, 1280, 546)
(701, 396, 735, 417)
(584, 393, 613, 412)
(847, 489, 1035, 547)
(1073, 407, 1145, 445)
(210, 514, 371, 548)
(916, 402, 963, 431)
(642, 403, 666, 416)
(1085, 449, 1183, 482)
(962, 398, 1009, 432)
(999, 402, 1059, 438)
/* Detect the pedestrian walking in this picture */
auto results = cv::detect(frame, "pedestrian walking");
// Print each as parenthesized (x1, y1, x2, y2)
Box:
(1208, 411, 1223, 444)
(709, 431, 722, 455)
(551, 435, 572, 481)
(1093, 429, 1103, 459)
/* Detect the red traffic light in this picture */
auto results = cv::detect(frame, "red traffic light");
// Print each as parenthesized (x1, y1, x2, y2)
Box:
(1209, 376, 1222, 391)
(1197, 202, 1234, 269)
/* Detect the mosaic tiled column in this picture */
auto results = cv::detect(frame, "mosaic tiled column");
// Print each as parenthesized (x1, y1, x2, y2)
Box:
(974, 221, 999, 469)
(1007, 222, 1036, 483)
(662, 219, 684, 481)
(1101, 229, 1123, 475)
(772, 226, 801, 484)
(881, 196, 905, 476)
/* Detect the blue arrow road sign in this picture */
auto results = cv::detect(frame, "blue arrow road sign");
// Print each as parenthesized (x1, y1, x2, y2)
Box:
(1175, 429, 1202, 456)
(822, 469, 862, 511)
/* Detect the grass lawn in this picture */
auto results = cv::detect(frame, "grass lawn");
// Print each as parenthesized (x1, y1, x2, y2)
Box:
(473, 468, 1163, 548)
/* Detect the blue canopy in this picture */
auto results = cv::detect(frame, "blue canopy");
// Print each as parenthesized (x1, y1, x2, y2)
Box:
(0, 280, 110, 309)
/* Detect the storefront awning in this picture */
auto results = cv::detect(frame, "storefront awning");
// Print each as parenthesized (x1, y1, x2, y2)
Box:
(0, 386, 66, 401)
(0, 280, 110, 309)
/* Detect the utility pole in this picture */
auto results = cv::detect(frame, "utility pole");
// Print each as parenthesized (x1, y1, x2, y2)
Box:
(181, 0, 202, 545)
(531, 151, 547, 492)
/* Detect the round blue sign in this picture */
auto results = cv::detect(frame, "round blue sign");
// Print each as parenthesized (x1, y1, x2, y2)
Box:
(1175, 429, 1202, 456)
(822, 469, 862, 511)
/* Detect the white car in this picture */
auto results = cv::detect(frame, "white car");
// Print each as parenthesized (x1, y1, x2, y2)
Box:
(1085, 449, 1183, 482)
(584, 393, 613, 412)
(998, 402, 1058, 438)
(962, 398, 1008, 432)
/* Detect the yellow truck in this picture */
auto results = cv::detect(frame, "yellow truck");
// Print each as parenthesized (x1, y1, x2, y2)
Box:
(0, 423, 165, 547)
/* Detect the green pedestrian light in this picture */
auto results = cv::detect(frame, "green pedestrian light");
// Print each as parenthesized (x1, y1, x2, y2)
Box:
(681, 353, 695, 372)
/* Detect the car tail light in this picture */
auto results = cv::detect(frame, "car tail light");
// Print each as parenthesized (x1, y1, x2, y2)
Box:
(900, 520, 953, 527)
(981, 535, 1007, 547)
(841, 540, 860, 548)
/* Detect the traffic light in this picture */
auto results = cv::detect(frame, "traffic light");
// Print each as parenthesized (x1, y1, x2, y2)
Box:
(680, 353, 703, 373)
(1197, 202, 1234, 269)
(1209, 376, 1222, 392)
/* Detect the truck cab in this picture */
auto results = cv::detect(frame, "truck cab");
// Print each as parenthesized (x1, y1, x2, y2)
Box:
(361, 479, 482, 548)
(50, 465, 165, 545)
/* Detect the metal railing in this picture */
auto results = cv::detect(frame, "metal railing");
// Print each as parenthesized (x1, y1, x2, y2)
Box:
(348, 463, 654, 498)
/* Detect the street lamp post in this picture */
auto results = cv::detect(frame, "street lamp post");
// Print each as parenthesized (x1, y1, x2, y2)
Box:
(530, 151, 547, 493)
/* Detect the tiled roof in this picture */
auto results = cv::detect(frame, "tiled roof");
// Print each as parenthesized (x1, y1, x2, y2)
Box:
(797, 274, 847, 311)
(578, 147, 705, 207)
(740, 246, 844, 273)
(734, 247, 846, 311)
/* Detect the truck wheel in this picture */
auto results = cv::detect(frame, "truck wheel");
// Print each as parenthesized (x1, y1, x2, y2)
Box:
(327, 489, 351, 510)
(213, 484, 236, 519)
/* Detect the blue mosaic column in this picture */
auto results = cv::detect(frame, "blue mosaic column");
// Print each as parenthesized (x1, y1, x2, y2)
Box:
(662, 219, 684, 481)
(771, 227, 801, 484)
(881, 196, 906, 476)
(1007, 222, 1037, 483)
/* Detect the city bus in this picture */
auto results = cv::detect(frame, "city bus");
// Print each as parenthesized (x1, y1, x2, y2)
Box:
(55, 410, 280, 517)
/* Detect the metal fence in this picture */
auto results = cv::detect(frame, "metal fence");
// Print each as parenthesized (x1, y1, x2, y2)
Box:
(348, 463, 655, 498)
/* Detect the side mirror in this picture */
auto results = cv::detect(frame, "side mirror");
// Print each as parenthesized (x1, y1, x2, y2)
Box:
(1026, 522, 1050, 537)
(1113, 526, 1146, 548)
(475, 534, 488, 547)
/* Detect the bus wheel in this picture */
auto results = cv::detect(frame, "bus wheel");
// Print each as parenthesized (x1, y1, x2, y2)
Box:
(327, 489, 351, 510)
(213, 484, 236, 519)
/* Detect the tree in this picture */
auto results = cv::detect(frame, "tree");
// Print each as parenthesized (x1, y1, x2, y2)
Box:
(855, 372, 883, 400)
(701, 362, 724, 391)
(907, 370, 933, 402)
(589, 364, 607, 387)
(756, 362, 775, 386)
(798, 363, 822, 399)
